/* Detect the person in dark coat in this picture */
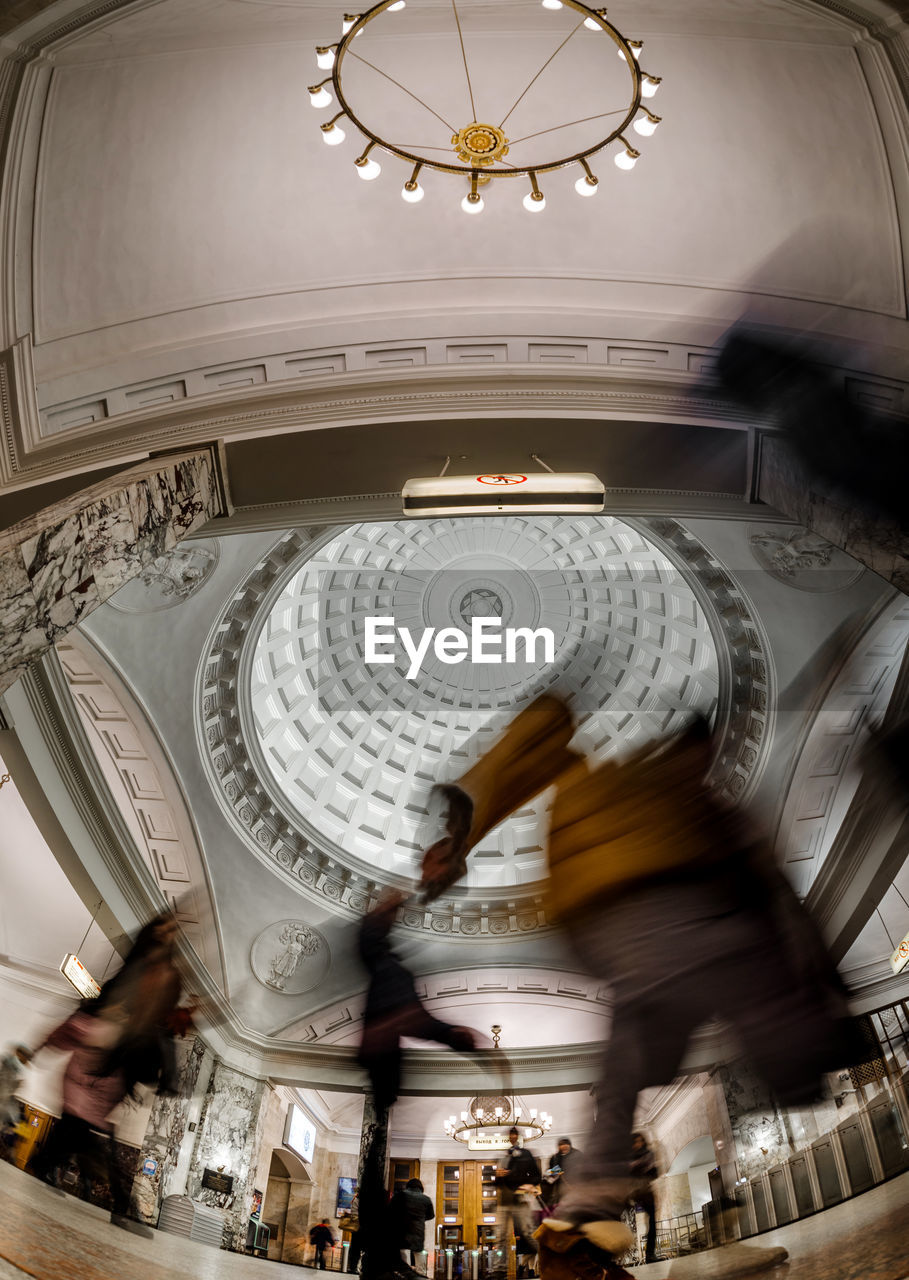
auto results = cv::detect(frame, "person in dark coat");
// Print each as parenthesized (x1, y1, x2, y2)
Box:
(491, 1128, 541, 1279)
(357, 891, 477, 1112)
(357, 890, 477, 1280)
(543, 1138, 579, 1210)
(390, 1178, 434, 1270)
(310, 1219, 335, 1269)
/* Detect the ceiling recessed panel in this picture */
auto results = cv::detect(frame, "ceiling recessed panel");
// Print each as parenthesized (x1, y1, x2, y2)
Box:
(246, 515, 719, 890)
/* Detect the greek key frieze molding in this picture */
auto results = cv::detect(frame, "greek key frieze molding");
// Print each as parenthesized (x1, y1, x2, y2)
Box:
(36, 337, 727, 440)
(196, 520, 771, 938)
(273, 966, 613, 1045)
(4, 372, 751, 489)
(7, 352, 907, 491)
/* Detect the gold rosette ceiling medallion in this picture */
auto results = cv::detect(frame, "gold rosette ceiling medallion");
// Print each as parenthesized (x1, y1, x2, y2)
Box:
(312, 0, 661, 213)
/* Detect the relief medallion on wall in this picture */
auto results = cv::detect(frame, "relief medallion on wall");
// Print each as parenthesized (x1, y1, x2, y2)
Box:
(250, 920, 330, 994)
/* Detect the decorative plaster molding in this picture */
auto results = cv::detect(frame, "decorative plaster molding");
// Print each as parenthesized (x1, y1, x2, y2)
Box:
(775, 594, 909, 898)
(56, 632, 226, 986)
(0, 447, 227, 693)
(35, 337, 730, 441)
(273, 965, 613, 1044)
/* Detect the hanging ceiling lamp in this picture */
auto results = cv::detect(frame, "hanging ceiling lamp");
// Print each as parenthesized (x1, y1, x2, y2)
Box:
(443, 1027, 554, 1148)
(311, 0, 661, 213)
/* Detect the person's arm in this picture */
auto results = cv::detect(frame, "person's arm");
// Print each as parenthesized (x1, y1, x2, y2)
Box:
(31, 1011, 83, 1055)
(400, 1005, 476, 1053)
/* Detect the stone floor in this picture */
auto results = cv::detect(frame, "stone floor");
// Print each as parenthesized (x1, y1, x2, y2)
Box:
(625, 1171, 909, 1280)
(1, 1161, 908, 1280)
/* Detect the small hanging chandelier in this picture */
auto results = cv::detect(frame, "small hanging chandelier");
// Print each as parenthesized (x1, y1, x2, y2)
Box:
(443, 1027, 554, 1148)
(311, 0, 661, 213)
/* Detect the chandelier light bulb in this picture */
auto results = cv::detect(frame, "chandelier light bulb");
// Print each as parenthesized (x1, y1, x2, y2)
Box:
(341, 17, 357, 34)
(615, 147, 637, 169)
(575, 173, 598, 196)
(584, 16, 602, 29)
(633, 112, 660, 137)
(356, 157, 381, 180)
(461, 192, 484, 214)
(309, 87, 332, 109)
(316, 47, 336, 70)
(523, 191, 545, 212)
(388, 0, 406, 9)
(542, 0, 563, 9)
(402, 179, 424, 202)
(642, 75, 661, 98)
(322, 124, 345, 145)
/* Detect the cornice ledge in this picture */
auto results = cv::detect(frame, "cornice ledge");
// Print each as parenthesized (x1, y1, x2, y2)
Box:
(8, 374, 754, 488)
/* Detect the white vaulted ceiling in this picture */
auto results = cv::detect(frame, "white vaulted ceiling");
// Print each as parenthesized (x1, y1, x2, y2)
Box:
(15, 0, 908, 449)
(1, 0, 908, 1067)
(247, 516, 718, 892)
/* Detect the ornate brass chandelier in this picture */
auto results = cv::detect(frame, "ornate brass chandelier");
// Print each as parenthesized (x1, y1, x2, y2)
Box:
(443, 1027, 554, 1147)
(311, 0, 661, 213)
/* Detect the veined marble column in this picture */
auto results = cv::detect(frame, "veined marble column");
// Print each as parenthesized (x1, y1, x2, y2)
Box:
(0, 447, 228, 694)
(715, 1061, 792, 1182)
(358, 1091, 389, 1188)
(358, 1090, 389, 1279)
(186, 1059, 267, 1250)
(132, 1036, 209, 1224)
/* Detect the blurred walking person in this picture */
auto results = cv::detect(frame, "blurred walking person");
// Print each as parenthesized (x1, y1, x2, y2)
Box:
(390, 1177, 434, 1274)
(491, 1127, 541, 1280)
(424, 697, 866, 1278)
(310, 1218, 336, 1269)
(356, 890, 477, 1280)
(629, 1133, 658, 1266)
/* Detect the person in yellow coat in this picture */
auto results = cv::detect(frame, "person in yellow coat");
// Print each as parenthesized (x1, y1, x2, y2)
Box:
(423, 697, 862, 1278)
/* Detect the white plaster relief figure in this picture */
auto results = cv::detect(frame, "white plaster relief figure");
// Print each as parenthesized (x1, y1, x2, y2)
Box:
(747, 524, 862, 593)
(250, 919, 330, 995)
(266, 924, 320, 990)
(749, 528, 833, 575)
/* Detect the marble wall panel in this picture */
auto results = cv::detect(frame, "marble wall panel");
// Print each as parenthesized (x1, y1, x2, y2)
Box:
(132, 1036, 208, 1224)
(0, 449, 225, 693)
(283, 1184, 315, 1265)
(0, 548, 46, 671)
(718, 1062, 792, 1180)
(187, 1059, 266, 1249)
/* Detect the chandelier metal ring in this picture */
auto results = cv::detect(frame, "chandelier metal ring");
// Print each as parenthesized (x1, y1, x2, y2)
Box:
(313, 0, 662, 208)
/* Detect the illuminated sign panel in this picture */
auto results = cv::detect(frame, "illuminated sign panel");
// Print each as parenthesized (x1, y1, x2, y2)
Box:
(466, 1134, 512, 1152)
(891, 933, 909, 975)
(284, 1104, 316, 1163)
(60, 953, 101, 999)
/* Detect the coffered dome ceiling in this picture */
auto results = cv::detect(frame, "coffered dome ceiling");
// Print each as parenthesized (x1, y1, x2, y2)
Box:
(198, 515, 771, 936)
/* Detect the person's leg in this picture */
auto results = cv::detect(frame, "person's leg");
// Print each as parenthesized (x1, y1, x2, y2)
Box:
(103, 1131, 134, 1218)
(640, 1192, 657, 1263)
(492, 1204, 514, 1277)
(348, 1232, 362, 1273)
(556, 997, 690, 1223)
(32, 1113, 90, 1186)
